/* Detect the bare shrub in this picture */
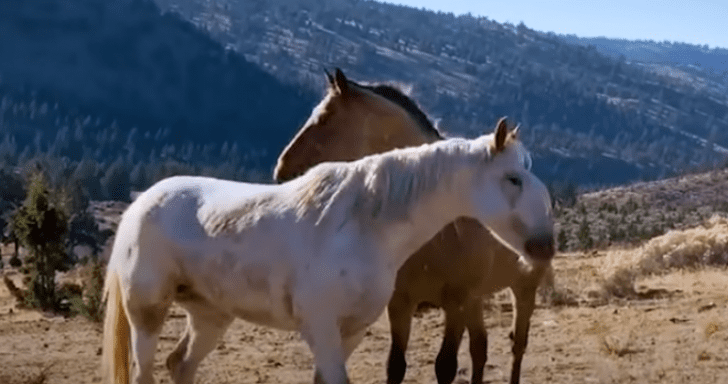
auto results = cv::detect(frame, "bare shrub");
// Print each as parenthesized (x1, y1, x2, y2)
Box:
(601, 214, 728, 298)
(599, 329, 643, 357)
(69, 257, 106, 322)
(603, 268, 638, 298)
(704, 321, 722, 339)
(3, 274, 28, 305)
(638, 215, 728, 271)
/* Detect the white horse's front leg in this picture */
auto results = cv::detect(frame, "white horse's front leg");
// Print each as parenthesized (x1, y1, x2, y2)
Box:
(301, 318, 350, 384)
(342, 329, 367, 360)
(312, 327, 367, 384)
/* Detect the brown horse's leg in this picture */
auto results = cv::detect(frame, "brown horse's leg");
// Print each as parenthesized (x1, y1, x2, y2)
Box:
(508, 286, 537, 384)
(386, 293, 416, 384)
(435, 305, 466, 384)
(464, 299, 487, 384)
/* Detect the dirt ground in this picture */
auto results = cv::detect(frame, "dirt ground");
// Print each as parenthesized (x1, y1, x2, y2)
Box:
(1, 249, 728, 384)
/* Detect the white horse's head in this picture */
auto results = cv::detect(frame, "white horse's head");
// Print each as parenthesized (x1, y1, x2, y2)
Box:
(468, 118, 554, 265)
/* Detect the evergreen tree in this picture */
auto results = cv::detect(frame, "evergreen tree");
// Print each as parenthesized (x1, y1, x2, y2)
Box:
(577, 215, 593, 250)
(4, 209, 22, 268)
(100, 155, 131, 201)
(0, 169, 26, 262)
(129, 161, 148, 191)
(557, 228, 568, 252)
(67, 209, 110, 263)
(12, 172, 69, 310)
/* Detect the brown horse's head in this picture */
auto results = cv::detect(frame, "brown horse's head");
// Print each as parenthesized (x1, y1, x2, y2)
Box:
(273, 68, 443, 182)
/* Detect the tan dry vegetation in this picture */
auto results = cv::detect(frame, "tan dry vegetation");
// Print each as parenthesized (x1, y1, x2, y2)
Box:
(1, 212, 728, 383)
(601, 214, 728, 298)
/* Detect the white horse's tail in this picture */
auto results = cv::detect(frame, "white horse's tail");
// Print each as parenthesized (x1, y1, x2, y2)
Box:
(102, 268, 130, 384)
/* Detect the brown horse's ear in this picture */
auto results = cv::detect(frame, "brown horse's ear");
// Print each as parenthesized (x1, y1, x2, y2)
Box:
(511, 124, 520, 141)
(334, 68, 349, 95)
(324, 68, 334, 86)
(494, 117, 509, 153)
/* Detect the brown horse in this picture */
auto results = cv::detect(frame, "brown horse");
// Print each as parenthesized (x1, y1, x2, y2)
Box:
(275, 68, 554, 384)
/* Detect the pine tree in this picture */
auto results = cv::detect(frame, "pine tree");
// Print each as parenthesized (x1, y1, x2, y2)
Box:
(577, 215, 593, 250)
(12, 172, 69, 310)
(100, 155, 131, 201)
(557, 228, 569, 252)
(68, 208, 109, 263)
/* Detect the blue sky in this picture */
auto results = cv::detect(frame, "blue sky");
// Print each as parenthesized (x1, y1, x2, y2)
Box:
(382, 0, 728, 49)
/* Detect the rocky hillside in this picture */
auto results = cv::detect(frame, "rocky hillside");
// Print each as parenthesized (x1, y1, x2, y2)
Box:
(555, 167, 728, 251)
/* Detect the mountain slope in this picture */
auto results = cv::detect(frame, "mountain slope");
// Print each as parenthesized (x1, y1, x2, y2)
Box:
(155, 0, 728, 186)
(0, 0, 315, 164)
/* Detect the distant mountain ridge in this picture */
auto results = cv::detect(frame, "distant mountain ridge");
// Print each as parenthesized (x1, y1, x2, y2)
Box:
(559, 35, 728, 79)
(153, 0, 728, 186)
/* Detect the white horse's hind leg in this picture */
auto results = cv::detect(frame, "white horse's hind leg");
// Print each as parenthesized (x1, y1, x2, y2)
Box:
(168, 305, 233, 384)
(126, 303, 169, 384)
(129, 326, 161, 384)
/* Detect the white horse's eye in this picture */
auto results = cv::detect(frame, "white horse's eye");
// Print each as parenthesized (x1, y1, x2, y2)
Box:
(506, 174, 523, 188)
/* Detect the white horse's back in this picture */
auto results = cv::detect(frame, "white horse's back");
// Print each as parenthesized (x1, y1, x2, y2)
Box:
(116, 176, 279, 247)
(109, 175, 299, 320)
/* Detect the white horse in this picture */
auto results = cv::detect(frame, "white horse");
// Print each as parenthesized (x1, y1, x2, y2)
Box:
(101, 119, 554, 384)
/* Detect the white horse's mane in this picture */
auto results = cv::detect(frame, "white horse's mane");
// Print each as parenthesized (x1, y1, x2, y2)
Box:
(201, 133, 529, 236)
(293, 134, 522, 226)
(351, 139, 479, 222)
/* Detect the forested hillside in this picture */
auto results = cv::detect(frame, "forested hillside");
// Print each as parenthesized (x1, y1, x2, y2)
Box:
(0, 0, 316, 206)
(155, 0, 728, 186)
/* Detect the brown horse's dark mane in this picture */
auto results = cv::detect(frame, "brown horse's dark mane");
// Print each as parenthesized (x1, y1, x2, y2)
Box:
(354, 81, 445, 141)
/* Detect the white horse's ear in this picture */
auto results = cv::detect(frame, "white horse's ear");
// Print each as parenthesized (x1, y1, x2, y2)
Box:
(494, 117, 509, 152)
(334, 68, 349, 95)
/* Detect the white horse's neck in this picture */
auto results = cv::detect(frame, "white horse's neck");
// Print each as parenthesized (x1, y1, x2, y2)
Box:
(375, 167, 474, 268)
